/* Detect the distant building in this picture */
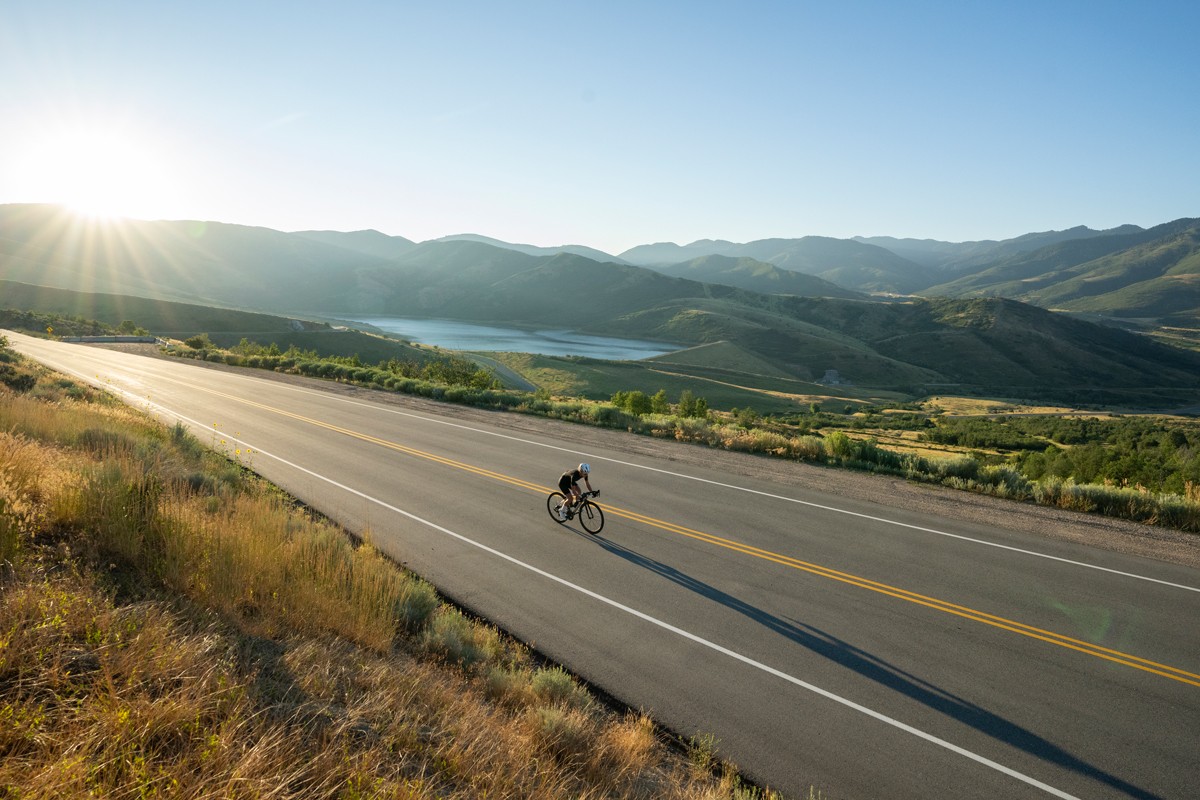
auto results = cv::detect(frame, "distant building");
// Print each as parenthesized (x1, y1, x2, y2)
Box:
(820, 369, 849, 386)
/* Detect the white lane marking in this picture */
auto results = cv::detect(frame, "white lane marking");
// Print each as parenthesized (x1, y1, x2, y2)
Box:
(155, 357, 1200, 595)
(20, 338, 1200, 595)
(66, 366, 1080, 800)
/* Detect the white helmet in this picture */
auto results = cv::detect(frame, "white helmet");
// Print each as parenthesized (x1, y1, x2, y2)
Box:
(578, 463, 590, 474)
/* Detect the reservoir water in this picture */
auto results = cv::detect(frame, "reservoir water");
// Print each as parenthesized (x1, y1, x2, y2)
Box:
(343, 316, 675, 360)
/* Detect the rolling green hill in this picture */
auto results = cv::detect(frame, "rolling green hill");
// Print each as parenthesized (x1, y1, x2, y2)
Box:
(0, 280, 427, 363)
(431, 233, 625, 264)
(620, 236, 935, 293)
(295, 229, 418, 260)
(0, 204, 391, 311)
(0, 279, 319, 335)
(645, 255, 863, 298)
(1023, 224, 1200, 319)
(920, 219, 1200, 321)
(858, 224, 1144, 273)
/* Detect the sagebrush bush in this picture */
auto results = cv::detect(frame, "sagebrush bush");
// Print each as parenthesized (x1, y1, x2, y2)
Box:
(531, 665, 590, 709)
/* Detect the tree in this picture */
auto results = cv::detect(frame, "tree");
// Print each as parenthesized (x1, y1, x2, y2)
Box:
(651, 389, 670, 414)
(678, 390, 696, 418)
(611, 390, 652, 415)
(735, 406, 758, 428)
(626, 391, 652, 415)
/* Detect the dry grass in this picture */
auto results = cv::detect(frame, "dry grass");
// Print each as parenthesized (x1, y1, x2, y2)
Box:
(920, 395, 1081, 416)
(0, 363, 789, 799)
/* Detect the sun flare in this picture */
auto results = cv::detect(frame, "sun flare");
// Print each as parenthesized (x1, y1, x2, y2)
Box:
(16, 119, 178, 221)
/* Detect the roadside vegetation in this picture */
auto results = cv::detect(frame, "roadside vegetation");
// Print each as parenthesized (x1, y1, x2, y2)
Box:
(0, 335, 788, 799)
(0, 308, 119, 339)
(159, 334, 1200, 535)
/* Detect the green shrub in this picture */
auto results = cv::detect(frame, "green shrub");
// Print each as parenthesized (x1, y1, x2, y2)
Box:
(530, 666, 589, 708)
(421, 607, 497, 668)
(790, 435, 826, 461)
(825, 431, 854, 459)
(0, 364, 36, 393)
(393, 576, 439, 631)
(936, 456, 981, 482)
(590, 404, 635, 428)
(183, 333, 212, 349)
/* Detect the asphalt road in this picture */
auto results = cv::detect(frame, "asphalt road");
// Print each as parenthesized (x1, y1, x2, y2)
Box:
(10, 332, 1200, 800)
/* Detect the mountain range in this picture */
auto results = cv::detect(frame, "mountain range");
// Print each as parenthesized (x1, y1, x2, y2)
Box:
(298, 211, 1200, 321)
(2, 203, 1199, 407)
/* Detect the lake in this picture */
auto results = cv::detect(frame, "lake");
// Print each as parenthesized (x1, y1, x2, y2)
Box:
(342, 316, 676, 360)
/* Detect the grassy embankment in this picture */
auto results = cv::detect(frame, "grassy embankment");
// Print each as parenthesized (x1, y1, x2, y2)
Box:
(0, 340, 791, 800)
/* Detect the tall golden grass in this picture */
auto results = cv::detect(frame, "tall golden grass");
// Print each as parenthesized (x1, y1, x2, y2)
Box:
(0, 365, 788, 799)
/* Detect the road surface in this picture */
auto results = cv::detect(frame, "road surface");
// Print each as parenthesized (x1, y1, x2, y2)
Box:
(10, 332, 1200, 799)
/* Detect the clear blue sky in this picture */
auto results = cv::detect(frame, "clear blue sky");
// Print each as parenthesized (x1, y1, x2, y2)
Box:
(3, 1, 1197, 255)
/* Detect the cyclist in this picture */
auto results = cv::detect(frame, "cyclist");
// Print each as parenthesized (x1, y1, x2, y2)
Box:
(557, 463, 595, 519)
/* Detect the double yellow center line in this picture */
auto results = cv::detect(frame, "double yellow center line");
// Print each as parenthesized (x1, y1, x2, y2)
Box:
(203, 384, 1200, 688)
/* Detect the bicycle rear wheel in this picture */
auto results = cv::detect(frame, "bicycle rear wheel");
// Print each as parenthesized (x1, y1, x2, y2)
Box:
(546, 492, 568, 525)
(578, 500, 605, 535)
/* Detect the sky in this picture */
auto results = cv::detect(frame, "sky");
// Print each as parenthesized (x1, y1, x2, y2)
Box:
(2, 1, 1197, 256)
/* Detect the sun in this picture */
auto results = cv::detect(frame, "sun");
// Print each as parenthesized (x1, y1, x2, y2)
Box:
(16, 119, 178, 221)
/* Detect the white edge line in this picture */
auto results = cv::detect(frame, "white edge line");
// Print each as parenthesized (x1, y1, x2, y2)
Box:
(263, 445, 1081, 800)
(21, 340, 1200, 594)
(207, 364, 1200, 595)
(82, 370, 1079, 800)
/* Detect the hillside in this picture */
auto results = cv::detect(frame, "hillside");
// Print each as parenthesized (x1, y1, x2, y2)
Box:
(295, 228, 418, 260)
(355, 241, 755, 330)
(620, 236, 935, 294)
(788, 296, 1200, 398)
(858, 224, 1143, 273)
(645, 255, 864, 299)
(1021, 224, 1200, 319)
(0, 280, 430, 363)
(0, 204, 391, 311)
(431, 233, 625, 264)
(921, 218, 1200, 322)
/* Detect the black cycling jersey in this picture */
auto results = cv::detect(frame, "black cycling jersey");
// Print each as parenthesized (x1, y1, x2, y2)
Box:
(558, 469, 582, 492)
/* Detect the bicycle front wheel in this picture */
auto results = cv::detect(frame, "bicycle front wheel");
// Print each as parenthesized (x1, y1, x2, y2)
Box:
(578, 500, 605, 535)
(546, 492, 568, 525)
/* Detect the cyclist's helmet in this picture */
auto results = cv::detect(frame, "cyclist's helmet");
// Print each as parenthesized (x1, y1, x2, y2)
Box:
(578, 463, 590, 474)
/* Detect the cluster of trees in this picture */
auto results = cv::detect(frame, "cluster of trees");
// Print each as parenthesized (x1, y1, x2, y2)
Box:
(610, 388, 708, 418)
(1011, 421, 1200, 496)
(919, 414, 1200, 495)
(923, 417, 1047, 451)
(0, 309, 112, 338)
(115, 319, 150, 335)
(179, 336, 500, 391)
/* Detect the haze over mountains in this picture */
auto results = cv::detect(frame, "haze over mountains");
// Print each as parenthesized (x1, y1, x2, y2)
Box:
(2, 203, 1199, 407)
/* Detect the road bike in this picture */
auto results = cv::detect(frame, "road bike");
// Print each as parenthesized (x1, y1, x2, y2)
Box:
(546, 489, 604, 534)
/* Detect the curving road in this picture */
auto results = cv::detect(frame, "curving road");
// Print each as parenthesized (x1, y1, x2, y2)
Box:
(10, 331, 1200, 800)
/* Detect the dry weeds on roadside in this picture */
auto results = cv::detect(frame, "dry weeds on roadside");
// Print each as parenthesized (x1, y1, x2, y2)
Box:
(0, 365, 784, 799)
